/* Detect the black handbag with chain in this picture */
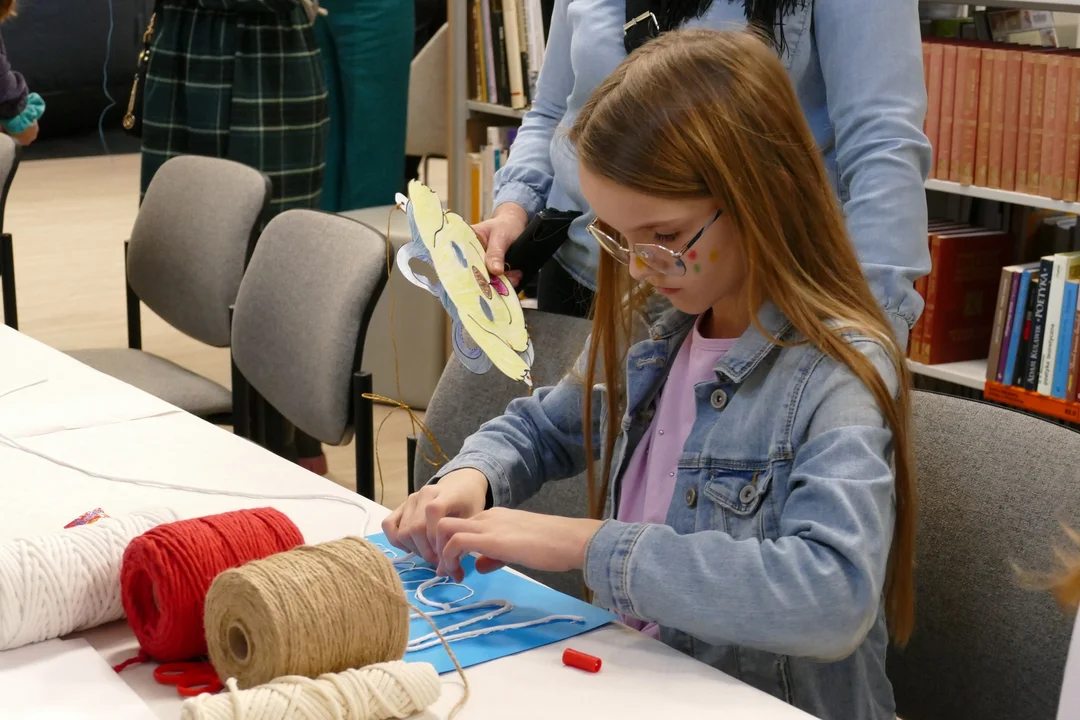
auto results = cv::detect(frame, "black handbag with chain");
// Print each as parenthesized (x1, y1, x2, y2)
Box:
(123, 2, 160, 138)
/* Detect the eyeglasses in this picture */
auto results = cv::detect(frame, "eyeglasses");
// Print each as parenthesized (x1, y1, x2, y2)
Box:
(587, 209, 723, 277)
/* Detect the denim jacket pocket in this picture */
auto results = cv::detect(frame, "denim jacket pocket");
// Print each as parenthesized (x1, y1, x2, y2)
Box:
(702, 464, 774, 539)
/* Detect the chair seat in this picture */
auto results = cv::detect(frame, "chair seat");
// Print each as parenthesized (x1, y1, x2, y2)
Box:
(66, 348, 231, 417)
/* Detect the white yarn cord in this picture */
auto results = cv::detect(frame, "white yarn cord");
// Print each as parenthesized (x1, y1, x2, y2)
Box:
(0, 430, 370, 523)
(179, 661, 442, 720)
(0, 508, 178, 651)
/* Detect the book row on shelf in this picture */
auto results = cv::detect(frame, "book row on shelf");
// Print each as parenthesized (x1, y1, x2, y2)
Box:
(468, 0, 548, 111)
(922, 35, 1080, 204)
(466, 126, 517, 224)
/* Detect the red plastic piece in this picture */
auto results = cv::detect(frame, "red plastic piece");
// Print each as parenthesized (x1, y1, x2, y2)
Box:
(562, 647, 601, 673)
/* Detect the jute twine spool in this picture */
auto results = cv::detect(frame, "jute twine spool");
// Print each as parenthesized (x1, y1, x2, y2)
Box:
(179, 660, 441, 720)
(204, 536, 410, 689)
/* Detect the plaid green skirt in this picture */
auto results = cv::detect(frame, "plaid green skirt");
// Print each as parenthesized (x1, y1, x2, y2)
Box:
(140, 1, 329, 217)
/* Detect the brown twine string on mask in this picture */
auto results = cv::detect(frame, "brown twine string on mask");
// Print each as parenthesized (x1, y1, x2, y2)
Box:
(361, 206, 451, 502)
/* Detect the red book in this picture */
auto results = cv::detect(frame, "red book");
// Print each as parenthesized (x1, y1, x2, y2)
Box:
(975, 48, 995, 187)
(987, 48, 1008, 189)
(951, 46, 983, 185)
(926, 43, 946, 181)
(922, 229, 1016, 365)
(1016, 51, 1037, 193)
(1065, 56, 1080, 203)
(1027, 53, 1050, 195)
(938, 44, 958, 182)
(1001, 49, 1024, 191)
(1039, 55, 1068, 199)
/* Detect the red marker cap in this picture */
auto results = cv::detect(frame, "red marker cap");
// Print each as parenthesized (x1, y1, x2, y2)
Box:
(562, 648, 601, 673)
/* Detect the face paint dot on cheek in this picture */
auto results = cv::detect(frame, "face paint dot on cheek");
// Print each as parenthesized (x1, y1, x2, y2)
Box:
(693, 263, 702, 274)
(687, 249, 697, 261)
(708, 251, 719, 263)
(634, 256, 646, 270)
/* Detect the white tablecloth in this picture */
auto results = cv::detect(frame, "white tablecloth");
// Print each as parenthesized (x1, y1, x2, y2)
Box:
(0, 325, 810, 719)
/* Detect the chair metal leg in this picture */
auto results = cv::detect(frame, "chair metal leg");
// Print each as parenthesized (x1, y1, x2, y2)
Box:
(353, 371, 375, 500)
(124, 241, 142, 350)
(406, 435, 418, 495)
(231, 358, 251, 440)
(1, 232, 17, 330)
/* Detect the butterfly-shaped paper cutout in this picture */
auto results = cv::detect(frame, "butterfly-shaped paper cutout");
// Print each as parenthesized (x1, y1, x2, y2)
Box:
(395, 181, 534, 386)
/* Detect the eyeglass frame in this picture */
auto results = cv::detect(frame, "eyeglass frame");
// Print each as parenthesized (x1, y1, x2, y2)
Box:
(587, 208, 723, 277)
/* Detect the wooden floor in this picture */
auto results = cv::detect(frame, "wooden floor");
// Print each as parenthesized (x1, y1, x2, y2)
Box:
(5, 154, 422, 510)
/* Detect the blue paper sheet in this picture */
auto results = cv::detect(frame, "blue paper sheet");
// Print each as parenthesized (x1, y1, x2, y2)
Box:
(365, 533, 615, 674)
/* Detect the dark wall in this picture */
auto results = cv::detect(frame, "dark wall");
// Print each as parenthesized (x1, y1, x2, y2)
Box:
(3, 0, 154, 137)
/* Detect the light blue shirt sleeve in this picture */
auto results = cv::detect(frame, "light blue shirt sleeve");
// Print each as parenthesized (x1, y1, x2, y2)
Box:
(814, 0, 932, 344)
(490, 0, 575, 217)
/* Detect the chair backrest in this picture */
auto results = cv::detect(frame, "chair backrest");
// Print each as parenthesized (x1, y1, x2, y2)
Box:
(405, 23, 448, 159)
(416, 310, 592, 598)
(889, 391, 1080, 720)
(0, 134, 19, 234)
(232, 210, 388, 446)
(127, 155, 270, 348)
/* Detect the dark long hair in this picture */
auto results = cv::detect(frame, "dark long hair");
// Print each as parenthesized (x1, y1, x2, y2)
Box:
(662, 0, 807, 51)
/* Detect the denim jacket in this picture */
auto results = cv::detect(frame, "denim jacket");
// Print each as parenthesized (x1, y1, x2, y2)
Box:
(434, 298, 901, 720)
(493, 0, 931, 347)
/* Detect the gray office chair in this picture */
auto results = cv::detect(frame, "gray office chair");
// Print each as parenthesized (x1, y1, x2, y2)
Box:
(411, 310, 593, 598)
(67, 155, 270, 429)
(889, 391, 1080, 720)
(405, 23, 447, 183)
(0, 134, 20, 329)
(231, 209, 388, 498)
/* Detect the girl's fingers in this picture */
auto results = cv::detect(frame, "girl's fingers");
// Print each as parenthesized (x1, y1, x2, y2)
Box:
(474, 555, 506, 574)
(434, 515, 478, 558)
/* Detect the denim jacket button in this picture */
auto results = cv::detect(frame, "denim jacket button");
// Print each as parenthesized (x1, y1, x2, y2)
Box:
(738, 484, 756, 504)
(685, 487, 697, 508)
(710, 388, 728, 410)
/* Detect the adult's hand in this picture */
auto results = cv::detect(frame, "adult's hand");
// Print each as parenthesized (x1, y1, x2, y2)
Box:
(473, 202, 528, 287)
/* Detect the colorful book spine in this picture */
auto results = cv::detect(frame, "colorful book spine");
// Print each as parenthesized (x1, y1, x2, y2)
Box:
(951, 46, 982, 185)
(975, 48, 995, 187)
(997, 269, 1023, 383)
(1053, 279, 1079, 398)
(987, 48, 1008, 189)
(986, 266, 1014, 381)
(938, 44, 958, 182)
(1065, 56, 1080, 203)
(1015, 272, 1040, 387)
(1025, 257, 1054, 391)
(1001, 50, 1024, 191)
(926, 43, 945, 181)
(1016, 51, 1035, 192)
(1026, 54, 1049, 195)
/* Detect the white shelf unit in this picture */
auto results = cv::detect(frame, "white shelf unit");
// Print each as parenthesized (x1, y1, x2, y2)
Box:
(920, 0, 1080, 12)
(925, 179, 1080, 213)
(907, 359, 988, 391)
(467, 100, 529, 120)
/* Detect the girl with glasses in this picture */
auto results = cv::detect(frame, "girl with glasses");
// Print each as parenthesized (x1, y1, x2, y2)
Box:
(386, 29, 915, 720)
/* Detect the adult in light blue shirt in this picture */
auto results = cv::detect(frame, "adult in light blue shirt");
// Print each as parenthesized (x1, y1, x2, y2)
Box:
(475, 0, 931, 346)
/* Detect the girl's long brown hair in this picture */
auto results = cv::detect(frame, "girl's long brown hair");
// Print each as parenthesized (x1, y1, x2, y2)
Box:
(0, 0, 15, 21)
(569, 28, 917, 644)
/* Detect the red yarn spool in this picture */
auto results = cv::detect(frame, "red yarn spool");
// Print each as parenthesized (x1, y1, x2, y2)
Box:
(120, 508, 303, 662)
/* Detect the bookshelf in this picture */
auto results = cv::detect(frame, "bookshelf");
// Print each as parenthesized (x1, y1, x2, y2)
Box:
(907, 359, 987, 390)
(925, 179, 1080, 213)
(920, 0, 1080, 12)
(467, 100, 529, 120)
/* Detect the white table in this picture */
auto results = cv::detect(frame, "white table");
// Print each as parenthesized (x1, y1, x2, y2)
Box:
(0, 326, 811, 720)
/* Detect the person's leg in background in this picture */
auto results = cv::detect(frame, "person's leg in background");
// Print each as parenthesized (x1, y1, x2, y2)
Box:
(316, 0, 413, 212)
(314, 16, 345, 213)
(536, 258, 594, 319)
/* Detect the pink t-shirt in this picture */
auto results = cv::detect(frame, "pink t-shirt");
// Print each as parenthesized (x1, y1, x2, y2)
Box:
(615, 316, 737, 637)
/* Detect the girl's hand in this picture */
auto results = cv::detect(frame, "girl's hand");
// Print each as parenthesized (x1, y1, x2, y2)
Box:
(434, 508, 604, 582)
(382, 469, 490, 565)
(11, 121, 38, 146)
(473, 203, 528, 287)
